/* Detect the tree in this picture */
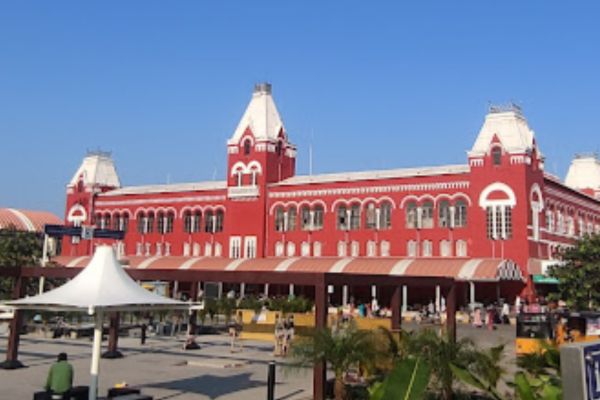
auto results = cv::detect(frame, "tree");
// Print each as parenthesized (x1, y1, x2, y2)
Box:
(0, 226, 42, 299)
(287, 321, 378, 400)
(547, 233, 600, 310)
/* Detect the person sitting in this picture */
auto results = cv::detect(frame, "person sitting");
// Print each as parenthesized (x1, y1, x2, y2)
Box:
(45, 352, 73, 400)
(182, 335, 200, 350)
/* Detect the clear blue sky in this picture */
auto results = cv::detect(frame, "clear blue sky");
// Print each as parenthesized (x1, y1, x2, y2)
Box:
(1, 1, 599, 217)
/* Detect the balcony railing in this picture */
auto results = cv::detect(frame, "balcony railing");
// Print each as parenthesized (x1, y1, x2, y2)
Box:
(228, 185, 260, 198)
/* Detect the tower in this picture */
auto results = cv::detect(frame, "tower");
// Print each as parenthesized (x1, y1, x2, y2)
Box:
(62, 151, 121, 255)
(224, 84, 296, 258)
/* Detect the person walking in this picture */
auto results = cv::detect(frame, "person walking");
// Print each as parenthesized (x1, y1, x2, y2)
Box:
(45, 352, 73, 400)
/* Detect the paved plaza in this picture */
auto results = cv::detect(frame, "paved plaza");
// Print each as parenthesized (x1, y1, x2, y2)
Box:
(0, 322, 517, 400)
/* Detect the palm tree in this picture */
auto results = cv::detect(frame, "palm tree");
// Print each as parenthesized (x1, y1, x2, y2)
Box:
(287, 321, 378, 400)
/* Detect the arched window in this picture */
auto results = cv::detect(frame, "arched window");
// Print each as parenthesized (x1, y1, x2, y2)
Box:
(215, 210, 224, 232)
(406, 202, 418, 229)
(422, 240, 433, 257)
(277, 141, 282, 157)
(147, 212, 155, 233)
(166, 212, 174, 233)
(455, 199, 468, 227)
(337, 205, 348, 230)
(492, 147, 502, 166)
(407, 240, 417, 257)
(351, 241, 360, 256)
(337, 241, 347, 257)
(192, 210, 202, 233)
(275, 242, 284, 256)
(244, 140, 251, 155)
(137, 212, 146, 234)
(157, 211, 165, 234)
(121, 214, 129, 232)
(287, 207, 297, 231)
(301, 242, 310, 256)
(313, 242, 322, 257)
(438, 200, 451, 228)
(205, 210, 214, 233)
(275, 207, 285, 232)
(440, 240, 451, 257)
(422, 201, 434, 229)
(286, 242, 296, 257)
(379, 202, 392, 230)
(113, 214, 121, 231)
(314, 205, 324, 230)
(367, 241, 377, 256)
(251, 169, 258, 186)
(102, 214, 110, 230)
(236, 170, 244, 187)
(77, 180, 84, 193)
(365, 203, 377, 229)
(183, 211, 192, 233)
(456, 240, 467, 257)
(350, 204, 361, 230)
(381, 241, 390, 257)
(301, 206, 311, 230)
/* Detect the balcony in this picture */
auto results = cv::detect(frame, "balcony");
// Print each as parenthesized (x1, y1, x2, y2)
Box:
(228, 185, 260, 199)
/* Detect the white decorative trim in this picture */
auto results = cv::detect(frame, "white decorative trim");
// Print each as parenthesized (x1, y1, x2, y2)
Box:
(67, 204, 88, 223)
(470, 159, 484, 167)
(225, 259, 246, 271)
(269, 181, 470, 199)
(255, 143, 267, 152)
(275, 257, 300, 272)
(138, 256, 161, 270)
(179, 257, 204, 270)
(510, 155, 525, 165)
(530, 183, 544, 211)
(97, 195, 226, 207)
(389, 259, 415, 276)
(479, 182, 517, 209)
(456, 259, 484, 280)
(247, 161, 263, 174)
(545, 186, 600, 213)
(228, 146, 239, 154)
(66, 256, 89, 268)
(329, 258, 354, 273)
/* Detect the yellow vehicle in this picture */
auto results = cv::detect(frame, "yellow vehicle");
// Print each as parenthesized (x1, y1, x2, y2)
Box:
(515, 313, 554, 356)
(555, 312, 600, 345)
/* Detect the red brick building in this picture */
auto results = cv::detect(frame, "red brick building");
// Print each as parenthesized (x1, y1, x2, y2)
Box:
(57, 84, 600, 305)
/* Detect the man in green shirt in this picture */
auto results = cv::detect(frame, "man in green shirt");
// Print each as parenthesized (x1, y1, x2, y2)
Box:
(45, 352, 73, 399)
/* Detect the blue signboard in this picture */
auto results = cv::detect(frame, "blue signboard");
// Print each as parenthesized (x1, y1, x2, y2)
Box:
(585, 343, 600, 400)
(44, 224, 125, 240)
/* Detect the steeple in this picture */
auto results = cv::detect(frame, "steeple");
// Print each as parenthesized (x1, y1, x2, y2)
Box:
(68, 150, 121, 189)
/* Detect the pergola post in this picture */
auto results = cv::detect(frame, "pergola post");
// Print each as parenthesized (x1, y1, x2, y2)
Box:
(313, 276, 328, 400)
(102, 312, 123, 359)
(188, 281, 198, 336)
(446, 283, 457, 342)
(402, 285, 408, 312)
(391, 285, 402, 341)
(0, 274, 27, 369)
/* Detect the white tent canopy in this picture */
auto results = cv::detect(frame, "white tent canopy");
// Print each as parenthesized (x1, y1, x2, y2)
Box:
(6, 245, 189, 400)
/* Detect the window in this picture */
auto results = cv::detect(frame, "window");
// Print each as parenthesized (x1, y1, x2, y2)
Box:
(144, 243, 151, 256)
(250, 169, 258, 186)
(568, 217, 575, 236)
(166, 212, 174, 233)
(351, 241, 360, 256)
(137, 212, 146, 234)
(455, 199, 467, 227)
(275, 242, 284, 256)
(122, 214, 129, 232)
(557, 211, 564, 233)
(244, 140, 251, 155)
(440, 240, 451, 257)
(337, 205, 348, 230)
(156, 243, 162, 256)
(244, 236, 257, 258)
(147, 213, 155, 233)
(300, 206, 311, 230)
(215, 210, 224, 232)
(456, 240, 467, 257)
(407, 240, 417, 257)
(492, 147, 502, 166)
(183, 242, 191, 256)
(193, 211, 202, 233)
(486, 206, 512, 239)
(157, 212, 165, 234)
(314, 205, 324, 230)
(204, 242, 213, 257)
(275, 207, 285, 231)
(367, 241, 377, 256)
(337, 241, 347, 257)
(350, 204, 361, 230)
(112, 214, 121, 231)
(381, 241, 390, 257)
(205, 210, 214, 233)
(504, 207, 513, 239)
(77, 180, 84, 193)
(365, 203, 377, 229)
(422, 201, 434, 229)
(406, 202, 418, 229)
(136, 243, 143, 256)
(579, 216, 585, 237)
(165, 242, 171, 256)
(438, 200, 451, 228)
(286, 242, 296, 257)
(236, 170, 243, 187)
(379, 202, 392, 230)
(215, 243, 222, 257)
(287, 207, 297, 231)
(422, 240, 432, 257)
(313, 242, 322, 256)
(193, 242, 201, 257)
(230, 237, 242, 258)
(103, 214, 110, 230)
(301, 242, 310, 256)
(277, 141, 282, 156)
(184, 211, 192, 233)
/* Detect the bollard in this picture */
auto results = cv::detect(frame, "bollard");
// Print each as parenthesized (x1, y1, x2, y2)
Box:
(267, 361, 276, 400)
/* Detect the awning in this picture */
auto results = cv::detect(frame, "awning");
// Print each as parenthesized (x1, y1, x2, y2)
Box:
(528, 259, 563, 284)
(52, 256, 525, 282)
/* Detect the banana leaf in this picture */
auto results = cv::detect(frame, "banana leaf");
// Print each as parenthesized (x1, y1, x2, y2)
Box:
(370, 357, 430, 400)
(515, 372, 537, 400)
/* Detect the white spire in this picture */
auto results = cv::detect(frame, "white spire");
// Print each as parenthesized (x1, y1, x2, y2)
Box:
(228, 83, 286, 145)
(69, 151, 121, 188)
(469, 103, 536, 156)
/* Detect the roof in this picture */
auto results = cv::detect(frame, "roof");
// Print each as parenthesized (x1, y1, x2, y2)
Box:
(274, 164, 470, 186)
(228, 84, 286, 145)
(565, 155, 600, 191)
(52, 256, 524, 282)
(8, 246, 186, 312)
(69, 152, 121, 188)
(0, 208, 62, 232)
(470, 105, 536, 155)
(100, 181, 227, 197)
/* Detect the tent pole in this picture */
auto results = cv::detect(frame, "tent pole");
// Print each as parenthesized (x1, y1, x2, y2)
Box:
(90, 311, 103, 400)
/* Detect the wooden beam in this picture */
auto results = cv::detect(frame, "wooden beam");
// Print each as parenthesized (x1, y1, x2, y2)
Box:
(446, 283, 457, 342)
(313, 275, 327, 400)
(102, 312, 123, 359)
(391, 285, 402, 341)
(0, 276, 27, 369)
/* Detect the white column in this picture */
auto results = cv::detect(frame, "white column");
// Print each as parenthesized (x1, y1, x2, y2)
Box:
(435, 285, 441, 313)
(240, 283, 246, 298)
(371, 285, 377, 299)
(39, 234, 49, 295)
(264, 283, 270, 297)
(173, 281, 179, 299)
(342, 285, 349, 307)
(470, 281, 475, 305)
(501, 206, 507, 239)
(492, 206, 498, 239)
(289, 283, 295, 296)
(402, 285, 408, 312)
(217, 282, 223, 299)
(89, 311, 103, 400)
